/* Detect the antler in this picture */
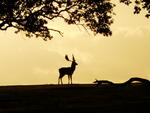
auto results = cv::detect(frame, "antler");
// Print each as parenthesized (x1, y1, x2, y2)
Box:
(65, 55, 70, 61)
(72, 54, 75, 61)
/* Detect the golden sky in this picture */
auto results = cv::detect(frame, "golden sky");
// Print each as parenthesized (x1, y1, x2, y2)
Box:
(0, 2, 150, 85)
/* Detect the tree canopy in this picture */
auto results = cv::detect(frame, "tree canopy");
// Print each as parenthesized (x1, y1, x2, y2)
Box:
(0, 0, 149, 40)
(120, 0, 150, 18)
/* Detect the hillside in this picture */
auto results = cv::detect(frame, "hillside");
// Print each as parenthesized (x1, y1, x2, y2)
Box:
(0, 83, 149, 113)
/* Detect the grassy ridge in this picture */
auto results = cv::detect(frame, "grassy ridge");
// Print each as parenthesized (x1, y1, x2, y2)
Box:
(0, 84, 149, 113)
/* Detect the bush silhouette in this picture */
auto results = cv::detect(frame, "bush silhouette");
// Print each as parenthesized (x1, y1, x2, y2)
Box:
(123, 77, 150, 86)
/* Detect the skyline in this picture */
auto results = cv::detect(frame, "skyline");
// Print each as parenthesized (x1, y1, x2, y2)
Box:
(0, 2, 150, 85)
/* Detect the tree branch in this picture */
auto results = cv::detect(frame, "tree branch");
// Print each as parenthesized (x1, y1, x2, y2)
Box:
(48, 28, 63, 37)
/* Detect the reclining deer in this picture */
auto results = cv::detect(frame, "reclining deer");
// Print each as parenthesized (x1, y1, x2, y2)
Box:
(58, 55, 78, 84)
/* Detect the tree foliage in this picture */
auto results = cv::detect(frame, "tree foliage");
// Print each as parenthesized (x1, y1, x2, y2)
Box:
(0, 0, 115, 40)
(0, 0, 149, 40)
(120, 0, 150, 18)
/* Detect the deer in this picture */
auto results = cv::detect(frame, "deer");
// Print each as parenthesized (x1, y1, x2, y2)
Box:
(93, 79, 114, 86)
(58, 55, 78, 84)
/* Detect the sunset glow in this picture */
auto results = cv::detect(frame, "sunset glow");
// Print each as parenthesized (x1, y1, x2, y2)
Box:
(0, 2, 150, 85)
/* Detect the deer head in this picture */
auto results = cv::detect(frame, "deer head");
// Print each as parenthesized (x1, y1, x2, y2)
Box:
(65, 54, 78, 66)
(93, 79, 98, 83)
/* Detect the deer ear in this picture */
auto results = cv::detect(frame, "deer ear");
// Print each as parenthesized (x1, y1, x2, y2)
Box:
(72, 54, 75, 61)
(65, 55, 70, 61)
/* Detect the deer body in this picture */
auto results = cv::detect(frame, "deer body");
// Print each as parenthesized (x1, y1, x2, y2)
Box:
(58, 55, 77, 84)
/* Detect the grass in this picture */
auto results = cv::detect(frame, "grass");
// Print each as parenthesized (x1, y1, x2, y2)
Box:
(0, 83, 149, 113)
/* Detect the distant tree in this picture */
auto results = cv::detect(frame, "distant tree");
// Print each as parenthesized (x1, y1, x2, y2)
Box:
(0, 0, 149, 40)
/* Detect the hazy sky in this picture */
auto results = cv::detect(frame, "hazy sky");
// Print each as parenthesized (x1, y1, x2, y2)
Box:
(0, 2, 150, 85)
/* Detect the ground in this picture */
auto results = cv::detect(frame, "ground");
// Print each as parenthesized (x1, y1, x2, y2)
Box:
(0, 83, 149, 113)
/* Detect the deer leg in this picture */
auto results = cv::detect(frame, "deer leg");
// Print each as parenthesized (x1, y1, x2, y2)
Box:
(58, 77, 61, 85)
(58, 78, 59, 85)
(71, 76, 72, 84)
(68, 75, 70, 84)
(61, 78, 63, 84)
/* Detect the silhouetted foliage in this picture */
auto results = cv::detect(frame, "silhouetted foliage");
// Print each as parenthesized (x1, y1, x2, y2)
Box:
(120, 0, 150, 18)
(123, 77, 150, 85)
(0, 0, 149, 40)
(0, 0, 115, 40)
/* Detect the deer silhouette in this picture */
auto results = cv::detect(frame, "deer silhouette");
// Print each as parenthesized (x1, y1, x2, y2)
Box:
(58, 55, 78, 84)
(93, 79, 114, 86)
